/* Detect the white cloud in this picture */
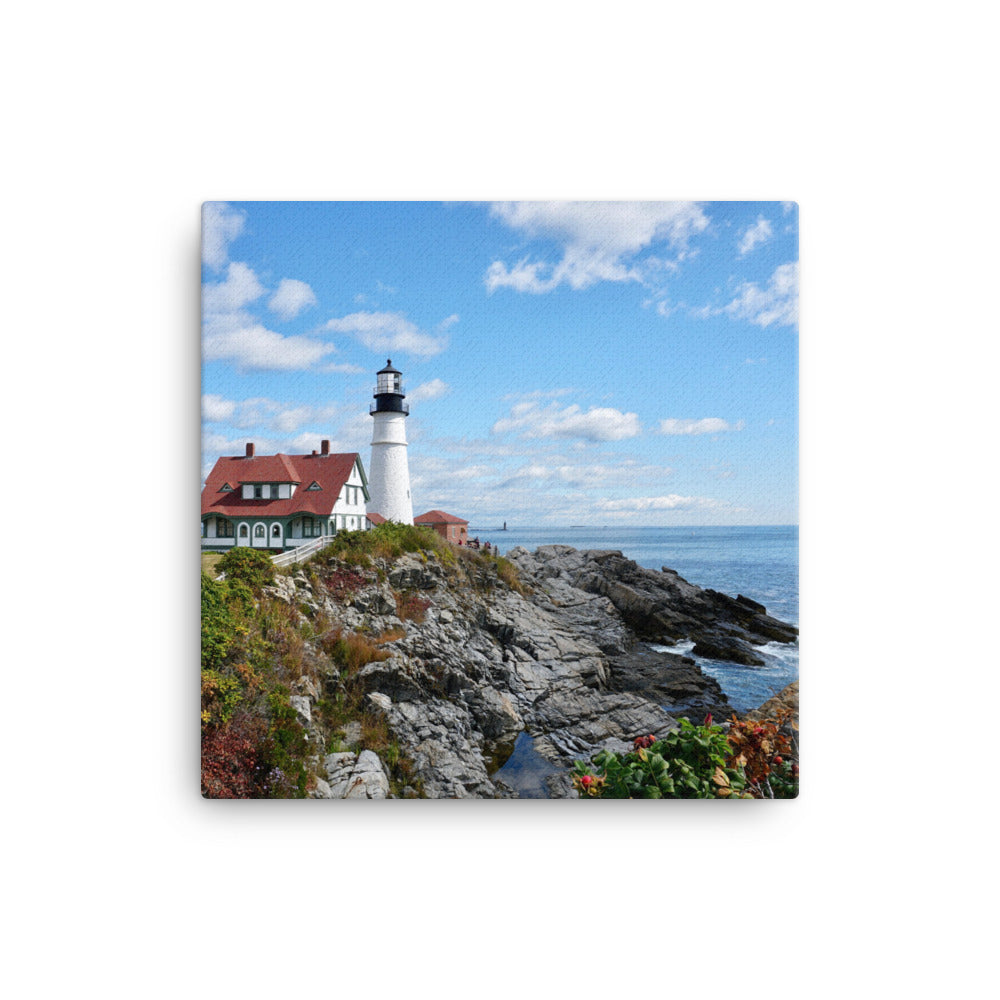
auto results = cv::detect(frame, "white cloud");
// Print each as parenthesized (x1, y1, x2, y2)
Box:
(596, 494, 726, 513)
(738, 216, 773, 255)
(324, 311, 447, 358)
(658, 417, 743, 435)
(320, 361, 366, 374)
(408, 378, 449, 403)
(268, 278, 317, 320)
(202, 262, 266, 313)
(202, 394, 236, 422)
(437, 314, 460, 331)
(485, 201, 709, 293)
(492, 400, 641, 442)
(202, 202, 245, 271)
(203, 322, 336, 372)
(498, 459, 671, 490)
(724, 261, 799, 328)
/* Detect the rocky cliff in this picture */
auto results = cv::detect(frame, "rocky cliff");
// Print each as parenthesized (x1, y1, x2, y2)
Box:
(264, 542, 798, 799)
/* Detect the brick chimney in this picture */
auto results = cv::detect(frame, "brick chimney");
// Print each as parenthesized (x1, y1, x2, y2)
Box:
(245, 442, 255, 458)
(321, 439, 330, 455)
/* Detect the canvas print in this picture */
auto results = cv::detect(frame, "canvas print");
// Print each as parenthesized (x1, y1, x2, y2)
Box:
(201, 201, 799, 799)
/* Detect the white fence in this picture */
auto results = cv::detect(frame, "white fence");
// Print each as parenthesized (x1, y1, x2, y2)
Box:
(270, 535, 334, 569)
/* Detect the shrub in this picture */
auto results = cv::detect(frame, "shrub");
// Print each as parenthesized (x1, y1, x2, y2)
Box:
(573, 715, 797, 799)
(317, 522, 448, 566)
(573, 719, 747, 799)
(495, 556, 528, 595)
(201, 668, 243, 726)
(320, 627, 392, 674)
(395, 590, 431, 623)
(217, 547, 276, 592)
(201, 711, 272, 798)
(321, 566, 370, 599)
(201, 573, 252, 670)
(724, 713, 798, 799)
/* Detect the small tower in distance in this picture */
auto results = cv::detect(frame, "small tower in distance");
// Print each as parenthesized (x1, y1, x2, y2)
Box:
(367, 359, 414, 524)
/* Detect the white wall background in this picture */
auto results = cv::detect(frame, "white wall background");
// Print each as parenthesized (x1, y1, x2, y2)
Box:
(4, 4, 996, 999)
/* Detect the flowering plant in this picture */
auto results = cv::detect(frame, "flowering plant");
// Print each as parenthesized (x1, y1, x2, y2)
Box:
(573, 714, 798, 799)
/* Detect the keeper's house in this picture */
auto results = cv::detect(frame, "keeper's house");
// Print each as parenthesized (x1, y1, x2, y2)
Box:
(201, 441, 369, 551)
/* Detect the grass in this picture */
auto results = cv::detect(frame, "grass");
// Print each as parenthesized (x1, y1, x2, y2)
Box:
(316, 521, 454, 567)
(201, 551, 224, 578)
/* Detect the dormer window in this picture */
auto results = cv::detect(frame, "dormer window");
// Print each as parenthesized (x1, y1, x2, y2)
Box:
(254, 485, 263, 499)
(306, 481, 322, 491)
(219, 483, 233, 492)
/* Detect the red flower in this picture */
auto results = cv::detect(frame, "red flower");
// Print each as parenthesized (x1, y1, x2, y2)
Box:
(580, 775, 593, 788)
(704, 713, 713, 727)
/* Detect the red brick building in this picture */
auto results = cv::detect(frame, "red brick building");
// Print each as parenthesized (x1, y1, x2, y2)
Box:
(414, 509, 469, 544)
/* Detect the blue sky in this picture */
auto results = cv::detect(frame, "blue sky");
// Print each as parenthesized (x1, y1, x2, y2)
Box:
(202, 201, 797, 526)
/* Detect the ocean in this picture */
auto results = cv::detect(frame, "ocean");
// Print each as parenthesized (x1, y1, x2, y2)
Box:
(470, 524, 799, 713)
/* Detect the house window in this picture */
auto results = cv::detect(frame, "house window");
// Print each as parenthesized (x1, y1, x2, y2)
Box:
(219, 483, 233, 492)
(271, 524, 281, 537)
(306, 481, 321, 491)
(217, 519, 233, 538)
(254, 524, 265, 538)
(239, 524, 248, 537)
(254, 485, 263, 499)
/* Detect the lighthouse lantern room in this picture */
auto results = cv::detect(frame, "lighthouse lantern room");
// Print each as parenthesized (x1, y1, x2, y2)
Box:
(367, 359, 414, 524)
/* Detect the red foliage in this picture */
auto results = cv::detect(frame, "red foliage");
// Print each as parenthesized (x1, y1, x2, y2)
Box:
(725, 712, 794, 793)
(201, 712, 271, 798)
(396, 592, 432, 623)
(322, 567, 369, 599)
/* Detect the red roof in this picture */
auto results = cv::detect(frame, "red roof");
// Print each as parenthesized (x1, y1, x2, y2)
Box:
(366, 512, 387, 525)
(202, 451, 362, 519)
(415, 509, 469, 525)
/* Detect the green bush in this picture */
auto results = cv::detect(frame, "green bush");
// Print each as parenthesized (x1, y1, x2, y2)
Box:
(217, 547, 276, 592)
(317, 522, 449, 566)
(574, 715, 798, 799)
(201, 573, 251, 669)
(573, 720, 748, 799)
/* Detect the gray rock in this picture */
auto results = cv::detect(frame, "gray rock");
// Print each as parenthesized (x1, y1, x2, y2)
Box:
(344, 750, 390, 799)
(268, 539, 797, 798)
(292, 676, 320, 701)
(289, 695, 312, 725)
(310, 777, 333, 799)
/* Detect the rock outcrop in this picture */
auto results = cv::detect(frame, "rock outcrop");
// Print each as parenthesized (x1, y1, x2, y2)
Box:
(265, 544, 798, 799)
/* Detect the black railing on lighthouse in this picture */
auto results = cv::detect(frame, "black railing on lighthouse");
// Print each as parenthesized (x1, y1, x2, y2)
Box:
(370, 399, 409, 414)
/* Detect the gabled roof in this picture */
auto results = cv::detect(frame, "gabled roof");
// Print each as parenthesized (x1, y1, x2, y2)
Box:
(415, 509, 469, 525)
(366, 512, 387, 525)
(232, 453, 300, 483)
(202, 450, 364, 519)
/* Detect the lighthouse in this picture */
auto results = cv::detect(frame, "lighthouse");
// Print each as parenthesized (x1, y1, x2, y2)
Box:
(367, 359, 414, 524)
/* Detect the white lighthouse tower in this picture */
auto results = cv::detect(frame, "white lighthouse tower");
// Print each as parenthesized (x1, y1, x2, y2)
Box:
(367, 359, 414, 524)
